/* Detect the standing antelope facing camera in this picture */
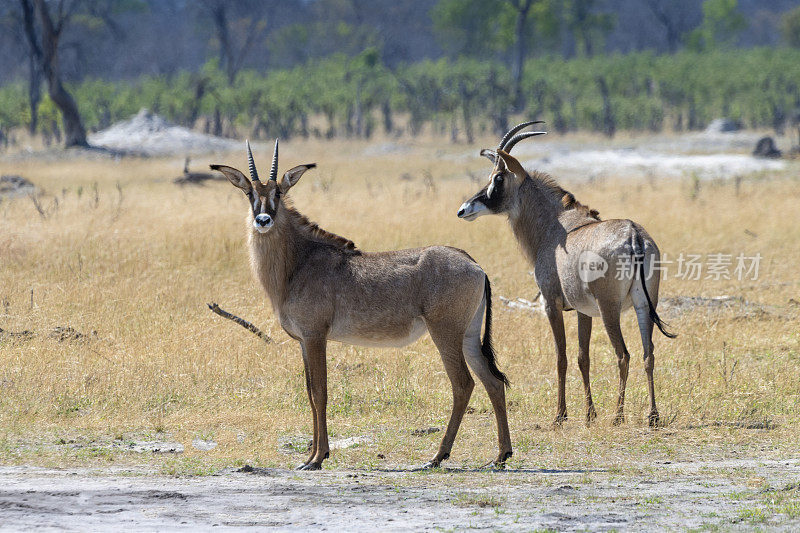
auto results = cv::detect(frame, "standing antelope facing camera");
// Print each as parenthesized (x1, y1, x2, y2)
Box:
(457, 122, 675, 428)
(211, 141, 512, 470)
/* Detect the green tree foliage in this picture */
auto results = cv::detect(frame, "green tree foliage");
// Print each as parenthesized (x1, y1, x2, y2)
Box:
(431, 0, 513, 58)
(268, 21, 381, 67)
(1, 48, 799, 143)
(782, 6, 800, 48)
(431, 0, 563, 59)
(0, 83, 29, 145)
(567, 0, 614, 57)
(686, 0, 746, 51)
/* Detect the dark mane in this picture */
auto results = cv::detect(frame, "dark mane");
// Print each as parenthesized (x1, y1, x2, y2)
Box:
(529, 170, 601, 220)
(287, 206, 360, 253)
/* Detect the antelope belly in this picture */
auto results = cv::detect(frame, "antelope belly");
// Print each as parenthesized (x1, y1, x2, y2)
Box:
(331, 317, 427, 348)
(569, 293, 602, 317)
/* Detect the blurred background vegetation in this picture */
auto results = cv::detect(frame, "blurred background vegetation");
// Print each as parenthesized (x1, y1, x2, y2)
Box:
(1, 0, 800, 147)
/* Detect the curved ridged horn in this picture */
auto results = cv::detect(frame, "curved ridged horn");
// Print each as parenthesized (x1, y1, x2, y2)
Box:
(498, 120, 545, 151)
(503, 131, 547, 153)
(246, 139, 259, 182)
(269, 138, 279, 181)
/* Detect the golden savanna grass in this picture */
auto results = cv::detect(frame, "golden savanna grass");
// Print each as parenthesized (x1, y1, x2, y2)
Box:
(0, 137, 799, 472)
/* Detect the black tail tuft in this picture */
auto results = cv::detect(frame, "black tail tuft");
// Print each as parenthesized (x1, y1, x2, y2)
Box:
(482, 276, 510, 387)
(636, 243, 677, 339)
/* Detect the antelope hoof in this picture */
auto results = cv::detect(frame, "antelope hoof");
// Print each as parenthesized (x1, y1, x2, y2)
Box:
(493, 450, 513, 468)
(648, 410, 660, 428)
(552, 414, 567, 428)
(296, 461, 322, 471)
(612, 413, 625, 426)
(586, 405, 598, 426)
(422, 452, 449, 470)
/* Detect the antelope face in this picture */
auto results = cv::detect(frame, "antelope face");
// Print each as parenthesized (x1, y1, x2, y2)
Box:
(457, 166, 515, 221)
(212, 139, 315, 235)
(250, 181, 280, 233)
(458, 121, 546, 222)
(458, 148, 528, 220)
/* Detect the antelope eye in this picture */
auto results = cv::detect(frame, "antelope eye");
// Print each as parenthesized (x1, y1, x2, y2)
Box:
(495, 174, 504, 182)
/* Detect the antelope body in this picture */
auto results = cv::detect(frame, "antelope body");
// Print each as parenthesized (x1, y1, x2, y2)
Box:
(212, 141, 512, 470)
(457, 122, 675, 427)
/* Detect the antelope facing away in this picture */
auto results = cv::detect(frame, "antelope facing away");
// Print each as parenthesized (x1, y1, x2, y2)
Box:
(211, 141, 512, 470)
(457, 122, 675, 427)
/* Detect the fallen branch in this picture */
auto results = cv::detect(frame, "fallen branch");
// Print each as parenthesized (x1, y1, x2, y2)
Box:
(0, 326, 95, 343)
(0, 327, 35, 340)
(207, 302, 272, 344)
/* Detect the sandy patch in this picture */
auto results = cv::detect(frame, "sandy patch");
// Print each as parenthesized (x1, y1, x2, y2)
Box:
(2, 458, 800, 530)
(528, 148, 785, 180)
(88, 109, 239, 156)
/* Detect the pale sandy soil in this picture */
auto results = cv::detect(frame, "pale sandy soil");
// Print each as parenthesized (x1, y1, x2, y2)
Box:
(2, 457, 800, 531)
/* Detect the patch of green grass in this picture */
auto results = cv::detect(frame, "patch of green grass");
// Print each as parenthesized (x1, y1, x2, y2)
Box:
(775, 501, 800, 518)
(73, 446, 114, 461)
(725, 490, 752, 501)
(736, 507, 768, 524)
(161, 457, 217, 477)
(640, 495, 663, 506)
(54, 394, 91, 416)
(452, 491, 504, 509)
(688, 523, 724, 532)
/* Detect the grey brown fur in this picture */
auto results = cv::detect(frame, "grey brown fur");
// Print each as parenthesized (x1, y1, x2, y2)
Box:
(458, 124, 674, 427)
(212, 142, 512, 470)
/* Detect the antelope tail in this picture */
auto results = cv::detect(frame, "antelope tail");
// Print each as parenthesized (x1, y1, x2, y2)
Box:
(482, 275, 510, 387)
(634, 235, 677, 339)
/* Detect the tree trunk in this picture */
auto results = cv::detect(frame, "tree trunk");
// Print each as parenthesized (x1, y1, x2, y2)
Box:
(31, 0, 87, 147)
(647, 1, 680, 54)
(27, 55, 41, 135)
(596, 76, 615, 137)
(188, 77, 207, 128)
(20, 0, 42, 135)
(208, 0, 265, 86)
(511, 0, 532, 110)
(353, 82, 363, 137)
(209, 2, 234, 83)
(212, 107, 223, 137)
(665, 24, 679, 54)
(382, 101, 393, 135)
(583, 31, 594, 56)
(459, 82, 475, 143)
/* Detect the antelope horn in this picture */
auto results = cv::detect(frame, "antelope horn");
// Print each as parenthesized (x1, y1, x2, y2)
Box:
(246, 139, 259, 182)
(503, 131, 547, 153)
(269, 138, 279, 181)
(498, 120, 545, 151)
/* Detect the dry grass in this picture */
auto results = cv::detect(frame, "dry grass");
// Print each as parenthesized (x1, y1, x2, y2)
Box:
(1, 137, 799, 472)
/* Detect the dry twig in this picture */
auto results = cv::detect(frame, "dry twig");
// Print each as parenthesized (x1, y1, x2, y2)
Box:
(207, 302, 272, 343)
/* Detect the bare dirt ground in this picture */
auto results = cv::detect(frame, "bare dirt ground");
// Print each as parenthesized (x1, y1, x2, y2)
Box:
(2, 455, 800, 531)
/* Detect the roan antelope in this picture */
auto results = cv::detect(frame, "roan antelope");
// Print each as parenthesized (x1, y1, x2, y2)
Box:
(211, 141, 512, 470)
(457, 122, 675, 427)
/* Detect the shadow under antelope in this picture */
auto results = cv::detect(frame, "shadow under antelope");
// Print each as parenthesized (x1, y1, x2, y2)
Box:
(174, 157, 223, 186)
(211, 140, 512, 470)
(457, 122, 676, 428)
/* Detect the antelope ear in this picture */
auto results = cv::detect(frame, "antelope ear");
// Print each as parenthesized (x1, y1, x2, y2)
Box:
(480, 149, 498, 164)
(496, 150, 526, 181)
(210, 165, 252, 194)
(280, 163, 316, 193)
